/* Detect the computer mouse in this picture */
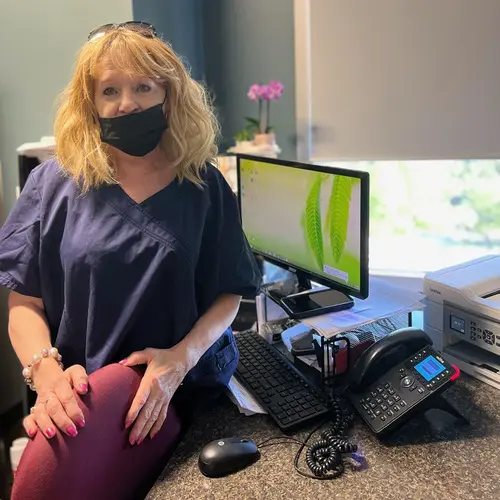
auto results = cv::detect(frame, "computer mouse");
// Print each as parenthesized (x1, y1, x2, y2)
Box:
(198, 437, 260, 478)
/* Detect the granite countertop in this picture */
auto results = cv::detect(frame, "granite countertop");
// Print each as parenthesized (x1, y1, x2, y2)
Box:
(147, 375, 500, 500)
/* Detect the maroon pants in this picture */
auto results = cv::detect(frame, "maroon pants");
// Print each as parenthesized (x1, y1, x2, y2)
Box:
(11, 364, 182, 500)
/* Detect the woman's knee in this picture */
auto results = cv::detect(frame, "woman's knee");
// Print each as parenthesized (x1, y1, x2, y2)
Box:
(86, 363, 144, 415)
(11, 364, 182, 500)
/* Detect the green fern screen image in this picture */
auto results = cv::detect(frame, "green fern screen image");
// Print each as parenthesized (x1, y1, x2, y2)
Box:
(240, 159, 362, 291)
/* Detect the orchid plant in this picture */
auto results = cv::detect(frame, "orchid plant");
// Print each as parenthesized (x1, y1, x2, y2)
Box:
(234, 80, 284, 142)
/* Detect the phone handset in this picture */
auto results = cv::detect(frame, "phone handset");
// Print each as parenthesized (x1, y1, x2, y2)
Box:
(349, 327, 433, 393)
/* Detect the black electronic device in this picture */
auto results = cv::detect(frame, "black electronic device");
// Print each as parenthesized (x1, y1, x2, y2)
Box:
(290, 328, 317, 356)
(347, 327, 461, 435)
(237, 154, 369, 319)
(234, 330, 329, 432)
(279, 287, 354, 321)
(198, 437, 260, 477)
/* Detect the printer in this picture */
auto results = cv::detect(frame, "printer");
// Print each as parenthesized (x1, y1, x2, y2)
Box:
(423, 255, 500, 390)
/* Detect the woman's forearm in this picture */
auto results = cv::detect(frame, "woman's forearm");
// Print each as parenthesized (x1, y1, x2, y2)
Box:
(8, 291, 60, 375)
(174, 293, 241, 371)
(10, 291, 87, 438)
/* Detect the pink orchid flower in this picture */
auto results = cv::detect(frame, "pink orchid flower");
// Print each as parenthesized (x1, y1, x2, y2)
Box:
(268, 80, 284, 101)
(247, 84, 262, 101)
(259, 85, 272, 101)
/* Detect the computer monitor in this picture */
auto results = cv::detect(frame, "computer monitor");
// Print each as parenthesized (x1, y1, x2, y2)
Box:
(237, 154, 369, 319)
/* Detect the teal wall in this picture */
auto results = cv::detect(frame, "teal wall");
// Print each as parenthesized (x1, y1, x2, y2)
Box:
(132, 0, 205, 81)
(0, 0, 133, 414)
(202, 0, 297, 158)
(133, 0, 297, 159)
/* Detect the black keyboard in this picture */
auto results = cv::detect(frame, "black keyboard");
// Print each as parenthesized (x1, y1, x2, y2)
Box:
(235, 330, 330, 432)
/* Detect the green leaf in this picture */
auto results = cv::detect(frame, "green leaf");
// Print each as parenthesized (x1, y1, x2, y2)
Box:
(323, 176, 332, 233)
(234, 129, 252, 141)
(245, 117, 260, 126)
(304, 175, 324, 270)
(327, 177, 353, 263)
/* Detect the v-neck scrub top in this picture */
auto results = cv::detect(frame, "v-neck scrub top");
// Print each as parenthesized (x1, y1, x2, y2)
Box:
(0, 159, 261, 384)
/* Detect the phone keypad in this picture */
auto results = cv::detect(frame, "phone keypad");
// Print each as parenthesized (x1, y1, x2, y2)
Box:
(358, 382, 410, 424)
(357, 371, 437, 428)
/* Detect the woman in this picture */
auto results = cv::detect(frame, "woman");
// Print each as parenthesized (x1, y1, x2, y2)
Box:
(0, 21, 261, 448)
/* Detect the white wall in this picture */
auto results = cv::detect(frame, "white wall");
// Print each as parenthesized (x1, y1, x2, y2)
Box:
(0, 0, 133, 414)
(296, 0, 500, 162)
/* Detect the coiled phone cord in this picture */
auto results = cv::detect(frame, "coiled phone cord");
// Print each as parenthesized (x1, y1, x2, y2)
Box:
(258, 397, 361, 480)
(299, 397, 358, 479)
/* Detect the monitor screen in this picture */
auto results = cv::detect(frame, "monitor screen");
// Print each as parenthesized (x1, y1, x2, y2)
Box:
(237, 155, 369, 299)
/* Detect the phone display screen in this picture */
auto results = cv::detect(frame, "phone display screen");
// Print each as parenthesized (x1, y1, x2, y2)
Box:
(414, 355, 446, 381)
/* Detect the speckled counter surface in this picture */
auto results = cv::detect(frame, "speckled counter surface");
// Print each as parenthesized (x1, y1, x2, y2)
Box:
(147, 376, 500, 500)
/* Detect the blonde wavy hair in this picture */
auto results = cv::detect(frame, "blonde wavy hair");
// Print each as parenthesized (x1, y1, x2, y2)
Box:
(54, 28, 220, 192)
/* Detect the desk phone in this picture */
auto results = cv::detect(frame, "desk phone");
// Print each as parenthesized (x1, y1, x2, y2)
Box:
(348, 328, 460, 435)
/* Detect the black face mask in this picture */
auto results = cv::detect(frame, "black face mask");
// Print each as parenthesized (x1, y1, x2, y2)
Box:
(98, 103, 168, 157)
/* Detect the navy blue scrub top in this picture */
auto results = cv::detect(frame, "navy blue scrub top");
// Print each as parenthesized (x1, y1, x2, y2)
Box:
(0, 160, 261, 380)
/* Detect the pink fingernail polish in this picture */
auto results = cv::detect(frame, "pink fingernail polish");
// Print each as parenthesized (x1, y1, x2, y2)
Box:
(119, 358, 128, 365)
(27, 428, 36, 438)
(46, 427, 56, 438)
(79, 383, 88, 393)
(76, 418, 86, 428)
(125, 419, 133, 429)
(129, 436, 136, 446)
(137, 436, 144, 446)
(67, 425, 78, 437)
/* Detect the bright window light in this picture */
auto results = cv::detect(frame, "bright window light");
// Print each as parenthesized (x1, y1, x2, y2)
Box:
(317, 159, 500, 276)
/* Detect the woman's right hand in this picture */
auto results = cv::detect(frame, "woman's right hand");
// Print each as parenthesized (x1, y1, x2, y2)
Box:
(23, 361, 89, 439)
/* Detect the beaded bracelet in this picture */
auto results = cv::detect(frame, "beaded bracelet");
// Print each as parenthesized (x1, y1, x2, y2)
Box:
(22, 347, 64, 391)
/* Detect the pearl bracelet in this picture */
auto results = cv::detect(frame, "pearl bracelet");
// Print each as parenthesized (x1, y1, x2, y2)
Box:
(22, 347, 64, 391)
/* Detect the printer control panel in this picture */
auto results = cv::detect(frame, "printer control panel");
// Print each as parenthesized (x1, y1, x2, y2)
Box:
(444, 303, 500, 356)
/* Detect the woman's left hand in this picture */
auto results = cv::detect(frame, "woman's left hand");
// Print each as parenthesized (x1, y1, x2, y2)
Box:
(120, 347, 189, 445)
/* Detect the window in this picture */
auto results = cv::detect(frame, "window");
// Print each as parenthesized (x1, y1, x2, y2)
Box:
(319, 159, 500, 275)
(295, 1, 500, 277)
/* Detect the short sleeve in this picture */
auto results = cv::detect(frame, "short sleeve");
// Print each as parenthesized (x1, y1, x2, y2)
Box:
(216, 174, 262, 297)
(199, 167, 262, 300)
(0, 172, 42, 297)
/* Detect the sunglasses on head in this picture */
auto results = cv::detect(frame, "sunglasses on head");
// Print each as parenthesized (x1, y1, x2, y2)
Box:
(87, 21, 157, 41)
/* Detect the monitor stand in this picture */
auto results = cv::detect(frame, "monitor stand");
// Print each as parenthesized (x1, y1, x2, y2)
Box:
(269, 273, 355, 320)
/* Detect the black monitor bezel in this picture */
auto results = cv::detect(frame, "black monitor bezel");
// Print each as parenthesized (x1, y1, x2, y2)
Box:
(236, 154, 370, 300)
